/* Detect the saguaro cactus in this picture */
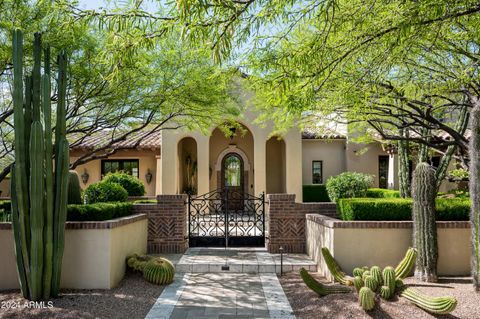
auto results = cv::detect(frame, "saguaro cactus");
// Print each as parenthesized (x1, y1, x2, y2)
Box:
(412, 163, 438, 282)
(11, 30, 69, 301)
(470, 99, 480, 290)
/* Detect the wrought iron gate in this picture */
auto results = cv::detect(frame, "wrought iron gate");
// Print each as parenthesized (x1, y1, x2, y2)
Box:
(188, 189, 265, 247)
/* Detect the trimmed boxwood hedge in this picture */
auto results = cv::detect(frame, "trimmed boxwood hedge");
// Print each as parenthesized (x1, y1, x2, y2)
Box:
(338, 198, 470, 221)
(67, 202, 133, 221)
(303, 185, 330, 202)
(365, 188, 400, 198)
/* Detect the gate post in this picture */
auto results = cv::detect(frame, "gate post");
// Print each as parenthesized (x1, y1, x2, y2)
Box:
(133, 195, 188, 253)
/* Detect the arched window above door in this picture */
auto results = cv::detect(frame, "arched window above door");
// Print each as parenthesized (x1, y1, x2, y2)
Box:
(223, 154, 242, 187)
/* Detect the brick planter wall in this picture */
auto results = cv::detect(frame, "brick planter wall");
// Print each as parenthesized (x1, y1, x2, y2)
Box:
(133, 194, 188, 253)
(266, 194, 337, 253)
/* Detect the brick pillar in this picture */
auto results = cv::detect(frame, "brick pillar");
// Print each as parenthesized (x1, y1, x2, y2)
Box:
(267, 194, 304, 253)
(267, 194, 338, 253)
(133, 194, 188, 253)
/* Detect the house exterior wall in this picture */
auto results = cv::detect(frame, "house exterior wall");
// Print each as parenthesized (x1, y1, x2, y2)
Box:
(345, 142, 390, 188)
(70, 149, 158, 197)
(0, 177, 10, 198)
(302, 139, 346, 184)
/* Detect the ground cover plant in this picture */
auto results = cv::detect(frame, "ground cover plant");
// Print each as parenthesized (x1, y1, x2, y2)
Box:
(300, 247, 457, 314)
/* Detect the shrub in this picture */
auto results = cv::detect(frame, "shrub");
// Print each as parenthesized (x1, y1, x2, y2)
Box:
(326, 172, 374, 202)
(84, 181, 128, 204)
(338, 198, 470, 221)
(68, 170, 83, 204)
(303, 185, 330, 202)
(67, 202, 133, 221)
(102, 172, 145, 196)
(365, 188, 400, 198)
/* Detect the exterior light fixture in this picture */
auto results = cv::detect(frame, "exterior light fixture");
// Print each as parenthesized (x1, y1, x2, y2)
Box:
(145, 169, 153, 184)
(81, 169, 89, 184)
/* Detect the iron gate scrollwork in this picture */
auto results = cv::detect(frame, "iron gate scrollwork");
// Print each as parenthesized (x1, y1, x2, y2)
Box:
(188, 189, 265, 247)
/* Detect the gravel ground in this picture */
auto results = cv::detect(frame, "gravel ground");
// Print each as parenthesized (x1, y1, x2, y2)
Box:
(279, 272, 480, 319)
(0, 272, 164, 319)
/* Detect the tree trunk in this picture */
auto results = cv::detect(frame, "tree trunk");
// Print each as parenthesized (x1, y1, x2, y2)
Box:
(412, 162, 438, 282)
(398, 128, 411, 198)
(469, 97, 480, 290)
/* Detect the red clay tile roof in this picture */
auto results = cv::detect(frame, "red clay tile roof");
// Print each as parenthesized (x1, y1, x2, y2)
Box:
(70, 128, 161, 150)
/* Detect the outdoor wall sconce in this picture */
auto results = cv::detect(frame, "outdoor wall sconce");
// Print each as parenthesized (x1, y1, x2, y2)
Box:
(81, 169, 89, 184)
(145, 169, 153, 184)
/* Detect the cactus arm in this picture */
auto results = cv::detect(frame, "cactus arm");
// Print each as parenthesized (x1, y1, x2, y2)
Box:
(400, 287, 457, 314)
(29, 121, 45, 301)
(12, 29, 31, 299)
(321, 247, 354, 286)
(382, 267, 396, 299)
(10, 167, 29, 298)
(300, 268, 351, 296)
(51, 138, 69, 296)
(42, 46, 54, 299)
(32, 33, 41, 121)
(395, 248, 417, 280)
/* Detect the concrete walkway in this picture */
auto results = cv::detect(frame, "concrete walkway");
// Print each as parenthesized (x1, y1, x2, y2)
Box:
(145, 248, 307, 319)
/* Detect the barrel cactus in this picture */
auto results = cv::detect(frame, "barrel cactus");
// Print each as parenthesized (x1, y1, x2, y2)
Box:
(364, 276, 378, 292)
(359, 287, 375, 311)
(412, 163, 438, 282)
(382, 267, 396, 299)
(370, 266, 383, 286)
(353, 267, 364, 277)
(143, 258, 175, 285)
(299, 268, 351, 296)
(353, 276, 364, 293)
(11, 30, 69, 301)
(127, 254, 176, 285)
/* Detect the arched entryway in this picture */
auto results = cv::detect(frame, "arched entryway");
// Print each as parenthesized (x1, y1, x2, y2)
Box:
(177, 137, 198, 195)
(209, 123, 253, 194)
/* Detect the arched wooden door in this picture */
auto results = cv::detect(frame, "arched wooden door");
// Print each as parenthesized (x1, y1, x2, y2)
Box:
(221, 153, 244, 211)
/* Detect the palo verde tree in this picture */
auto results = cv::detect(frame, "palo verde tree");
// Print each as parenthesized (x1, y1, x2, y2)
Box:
(173, 0, 480, 288)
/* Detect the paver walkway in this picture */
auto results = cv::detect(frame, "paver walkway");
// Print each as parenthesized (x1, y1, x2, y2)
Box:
(146, 248, 304, 319)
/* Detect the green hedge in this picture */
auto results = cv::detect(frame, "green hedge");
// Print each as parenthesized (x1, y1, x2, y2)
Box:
(303, 185, 330, 202)
(67, 202, 133, 221)
(338, 198, 470, 221)
(365, 188, 400, 198)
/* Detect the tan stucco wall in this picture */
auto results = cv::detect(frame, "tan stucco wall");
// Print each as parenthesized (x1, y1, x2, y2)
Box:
(178, 137, 198, 194)
(306, 218, 470, 280)
(266, 137, 286, 193)
(302, 140, 346, 184)
(70, 149, 158, 197)
(0, 177, 10, 198)
(345, 142, 391, 188)
(0, 218, 147, 291)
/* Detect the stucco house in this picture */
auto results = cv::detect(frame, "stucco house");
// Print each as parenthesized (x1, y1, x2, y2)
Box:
(65, 108, 400, 202)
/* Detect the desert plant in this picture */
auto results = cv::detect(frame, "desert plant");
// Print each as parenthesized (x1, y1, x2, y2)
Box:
(412, 163, 438, 282)
(299, 268, 351, 296)
(67, 171, 82, 204)
(321, 247, 353, 286)
(102, 172, 145, 196)
(326, 172, 374, 202)
(394, 248, 417, 280)
(399, 287, 457, 314)
(10, 30, 69, 300)
(142, 258, 175, 285)
(84, 181, 128, 203)
(127, 254, 176, 285)
(470, 101, 480, 290)
(312, 247, 457, 315)
(358, 287, 375, 311)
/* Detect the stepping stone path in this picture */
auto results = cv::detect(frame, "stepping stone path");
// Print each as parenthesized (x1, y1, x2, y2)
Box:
(145, 247, 315, 318)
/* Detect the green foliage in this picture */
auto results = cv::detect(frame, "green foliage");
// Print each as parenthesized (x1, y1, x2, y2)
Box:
(325, 172, 373, 203)
(366, 188, 400, 198)
(337, 198, 470, 221)
(103, 172, 145, 196)
(67, 171, 82, 204)
(302, 184, 330, 202)
(84, 181, 128, 204)
(67, 202, 133, 221)
(448, 168, 469, 181)
(299, 268, 351, 296)
(134, 199, 158, 204)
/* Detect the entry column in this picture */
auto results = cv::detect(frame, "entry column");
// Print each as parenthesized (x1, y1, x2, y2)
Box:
(195, 135, 210, 195)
